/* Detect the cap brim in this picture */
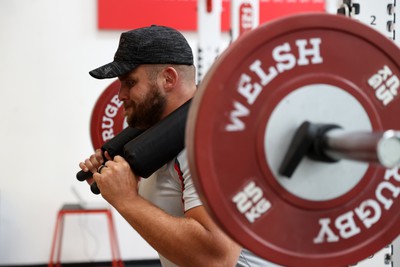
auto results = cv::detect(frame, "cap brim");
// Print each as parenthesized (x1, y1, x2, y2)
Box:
(89, 61, 137, 79)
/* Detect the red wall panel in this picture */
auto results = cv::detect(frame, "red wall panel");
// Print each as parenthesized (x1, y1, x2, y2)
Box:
(98, 0, 325, 31)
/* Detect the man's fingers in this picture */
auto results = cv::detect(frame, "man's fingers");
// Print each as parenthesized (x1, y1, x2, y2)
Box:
(104, 151, 113, 161)
(79, 162, 89, 172)
(85, 157, 102, 173)
(86, 177, 94, 185)
(98, 165, 108, 174)
(113, 155, 125, 162)
(95, 149, 105, 162)
(90, 153, 104, 165)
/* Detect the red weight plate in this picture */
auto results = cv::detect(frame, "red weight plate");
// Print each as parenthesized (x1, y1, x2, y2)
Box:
(186, 13, 400, 266)
(90, 80, 126, 150)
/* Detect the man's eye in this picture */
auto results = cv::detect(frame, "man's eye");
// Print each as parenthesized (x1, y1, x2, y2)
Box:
(125, 81, 136, 87)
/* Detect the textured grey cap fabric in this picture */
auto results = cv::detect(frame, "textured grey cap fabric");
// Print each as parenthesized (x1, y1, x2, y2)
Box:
(89, 25, 194, 79)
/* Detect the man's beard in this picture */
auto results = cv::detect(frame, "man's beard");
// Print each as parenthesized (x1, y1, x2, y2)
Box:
(124, 83, 167, 130)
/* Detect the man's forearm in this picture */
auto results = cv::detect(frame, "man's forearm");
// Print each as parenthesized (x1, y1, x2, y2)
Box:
(114, 196, 240, 267)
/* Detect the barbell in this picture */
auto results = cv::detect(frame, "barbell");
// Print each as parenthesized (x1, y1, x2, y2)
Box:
(78, 13, 400, 266)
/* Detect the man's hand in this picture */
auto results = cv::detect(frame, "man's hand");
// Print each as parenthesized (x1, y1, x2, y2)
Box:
(93, 155, 140, 206)
(79, 149, 111, 185)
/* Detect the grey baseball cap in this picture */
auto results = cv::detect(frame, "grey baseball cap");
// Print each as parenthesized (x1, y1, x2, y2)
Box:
(89, 25, 194, 79)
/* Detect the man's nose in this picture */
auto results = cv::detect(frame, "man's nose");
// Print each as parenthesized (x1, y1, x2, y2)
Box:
(118, 86, 129, 101)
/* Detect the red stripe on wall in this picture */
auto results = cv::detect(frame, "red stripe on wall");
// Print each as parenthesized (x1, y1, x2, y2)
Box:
(98, 0, 325, 31)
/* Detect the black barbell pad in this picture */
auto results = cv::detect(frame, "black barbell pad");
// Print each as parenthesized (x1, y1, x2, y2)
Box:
(123, 99, 192, 178)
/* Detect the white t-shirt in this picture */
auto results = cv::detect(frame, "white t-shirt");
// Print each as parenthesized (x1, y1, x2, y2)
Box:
(138, 149, 281, 267)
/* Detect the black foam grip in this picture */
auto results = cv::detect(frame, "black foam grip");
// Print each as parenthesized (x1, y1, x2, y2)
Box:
(76, 170, 93, 181)
(123, 99, 191, 178)
(76, 127, 144, 182)
(90, 182, 101, 195)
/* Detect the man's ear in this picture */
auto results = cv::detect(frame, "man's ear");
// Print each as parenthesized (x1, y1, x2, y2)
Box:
(162, 67, 178, 92)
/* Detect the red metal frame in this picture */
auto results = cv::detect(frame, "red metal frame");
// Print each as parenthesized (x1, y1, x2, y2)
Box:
(48, 207, 124, 267)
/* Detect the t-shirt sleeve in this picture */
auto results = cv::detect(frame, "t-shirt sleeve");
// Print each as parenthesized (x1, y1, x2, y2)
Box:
(176, 149, 203, 212)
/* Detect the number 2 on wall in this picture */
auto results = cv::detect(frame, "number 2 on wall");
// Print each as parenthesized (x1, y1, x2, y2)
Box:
(370, 15, 376, 25)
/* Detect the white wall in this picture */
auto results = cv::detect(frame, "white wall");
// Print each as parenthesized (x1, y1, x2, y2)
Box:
(0, 0, 162, 264)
